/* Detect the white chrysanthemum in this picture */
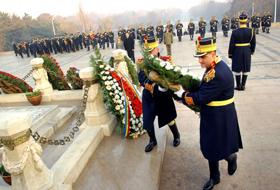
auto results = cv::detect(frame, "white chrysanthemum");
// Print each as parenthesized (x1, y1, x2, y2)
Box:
(110, 68, 114, 71)
(109, 92, 114, 96)
(104, 81, 110, 86)
(108, 76, 112, 80)
(122, 119, 125, 124)
(113, 79, 117, 82)
(120, 104, 124, 109)
(105, 71, 110, 75)
(105, 66, 110, 70)
(118, 100, 122, 104)
(99, 65, 104, 68)
(120, 109, 125, 114)
(106, 86, 112, 91)
(101, 71, 105, 75)
(102, 76, 107, 80)
(121, 96, 125, 100)
(160, 61, 166, 67)
(174, 66, 181, 72)
(138, 123, 142, 127)
(165, 64, 174, 70)
(115, 95, 120, 99)
(115, 105, 120, 110)
(181, 68, 189, 76)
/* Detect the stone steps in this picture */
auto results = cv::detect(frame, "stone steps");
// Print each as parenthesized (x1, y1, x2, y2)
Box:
(73, 123, 168, 190)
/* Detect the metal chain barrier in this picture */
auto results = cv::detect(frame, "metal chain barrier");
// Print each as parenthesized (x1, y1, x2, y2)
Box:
(30, 81, 91, 146)
(22, 68, 35, 81)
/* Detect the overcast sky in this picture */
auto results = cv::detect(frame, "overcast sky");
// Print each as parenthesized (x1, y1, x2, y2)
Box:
(0, 0, 228, 17)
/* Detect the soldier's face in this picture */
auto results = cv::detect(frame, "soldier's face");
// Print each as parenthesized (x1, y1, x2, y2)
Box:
(198, 52, 215, 68)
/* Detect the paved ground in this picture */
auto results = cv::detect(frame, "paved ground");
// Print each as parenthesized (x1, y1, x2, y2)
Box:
(1, 28, 280, 190)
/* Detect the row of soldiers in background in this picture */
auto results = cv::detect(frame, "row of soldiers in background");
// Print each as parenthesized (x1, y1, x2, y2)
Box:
(12, 31, 117, 58)
(197, 13, 273, 39)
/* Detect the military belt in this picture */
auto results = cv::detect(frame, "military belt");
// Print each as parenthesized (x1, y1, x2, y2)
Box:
(207, 97, 234, 107)
(235, 43, 250, 47)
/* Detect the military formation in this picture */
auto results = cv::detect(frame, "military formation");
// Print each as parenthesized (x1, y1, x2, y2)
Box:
(12, 12, 273, 59)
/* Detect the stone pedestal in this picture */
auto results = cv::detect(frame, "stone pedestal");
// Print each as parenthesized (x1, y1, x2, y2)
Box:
(31, 58, 53, 97)
(79, 67, 116, 136)
(0, 112, 53, 190)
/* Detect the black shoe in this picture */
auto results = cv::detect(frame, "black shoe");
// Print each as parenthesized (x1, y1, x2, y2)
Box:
(234, 86, 242, 91)
(145, 141, 157, 152)
(228, 154, 237, 175)
(240, 86, 245, 91)
(203, 178, 220, 190)
(173, 138, 180, 147)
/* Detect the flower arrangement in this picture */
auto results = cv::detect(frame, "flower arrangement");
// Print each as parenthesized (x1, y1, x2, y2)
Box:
(41, 55, 71, 90)
(0, 71, 33, 93)
(91, 49, 144, 138)
(66, 67, 83, 89)
(139, 51, 201, 112)
(0, 164, 11, 185)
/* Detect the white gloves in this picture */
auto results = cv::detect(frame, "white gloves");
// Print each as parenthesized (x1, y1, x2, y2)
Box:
(174, 86, 185, 98)
(158, 86, 168, 92)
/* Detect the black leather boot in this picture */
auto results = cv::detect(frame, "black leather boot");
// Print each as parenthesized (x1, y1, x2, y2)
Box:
(241, 75, 248, 91)
(169, 123, 180, 147)
(235, 75, 242, 90)
(203, 161, 220, 190)
(145, 130, 157, 152)
(226, 153, 237, 175)
(203, 178, 220, 190)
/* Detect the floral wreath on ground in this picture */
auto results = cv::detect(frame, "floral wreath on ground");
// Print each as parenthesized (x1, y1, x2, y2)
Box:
(0, 71, 33, 94)
(139, 51, 201, 112)
(66, 67, 83, 89)
(41, 54, 71, 90)
(91, 49, 144, 139)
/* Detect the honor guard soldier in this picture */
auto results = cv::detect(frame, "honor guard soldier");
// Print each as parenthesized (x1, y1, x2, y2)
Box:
(199, 17, 207, 38)
(231, 16, 238, 30)
(138, 36, 181, 152)
(228, 13, 256, 91)
(221, 16, 230, 37)
(176, 36, 243, 190)
(261, 14, 266, 33)
(118, 27, 126, 41)
(188, 19, 195, 40)
(210, 16, 219, 38)
(264, 12, 272, 33)
(108, 31, 114, 49)
(176, 20, 184, 42)
(251, 14, 261, 34)
(137, 26, 142, 40)
(156, 24, 164, 43)
(146, 25, 155, 37)
(12, 42, 18, 56)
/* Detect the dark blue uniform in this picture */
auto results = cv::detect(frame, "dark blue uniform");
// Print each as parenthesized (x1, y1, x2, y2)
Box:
(185, 59, 243, 161)
(138, 71, 177, 132)
(228, 26, 256, 73)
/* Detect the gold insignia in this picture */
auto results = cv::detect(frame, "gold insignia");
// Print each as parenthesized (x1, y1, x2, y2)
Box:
(203, 69, 215, 82)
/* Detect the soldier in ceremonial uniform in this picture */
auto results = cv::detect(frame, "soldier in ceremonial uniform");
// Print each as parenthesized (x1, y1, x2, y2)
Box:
(199, 17, 207, 38)
(176, 20, 184, 42)
(228, 13, 256, 91)
(251, 14, 261, 34)
(146, 25, 155, 37)
(175, 36, 243, 190)
(264, 12, 272, 33)
(210, 16, 219, 38)
(137, 36, 180, 152)
(221, 16, 230, 37)
(188, 19, 195, 41)
(108, 31, 115, 49)
(156, 24, 164, 43)
(231, 16, 238, 30)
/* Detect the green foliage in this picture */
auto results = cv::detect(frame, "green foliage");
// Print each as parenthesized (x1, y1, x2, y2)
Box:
(0, 164, 10, 177)
(124, 56, 139, 86)
(66, 67, 83, 89)
(41, 55, 71, 90)
(25, 89, 41, 97)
